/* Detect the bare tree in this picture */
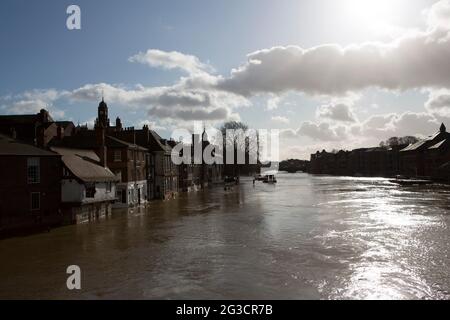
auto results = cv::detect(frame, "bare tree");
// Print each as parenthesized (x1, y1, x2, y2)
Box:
(220, 121, 259, 177)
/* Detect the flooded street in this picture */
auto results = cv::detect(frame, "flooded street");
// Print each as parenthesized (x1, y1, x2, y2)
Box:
(0, 173, 449, 299)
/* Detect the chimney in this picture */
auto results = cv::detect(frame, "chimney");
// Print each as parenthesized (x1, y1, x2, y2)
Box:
(57, 125, 63, 140)
(38, 109, 49, 123)
(36, 125, 45, 147)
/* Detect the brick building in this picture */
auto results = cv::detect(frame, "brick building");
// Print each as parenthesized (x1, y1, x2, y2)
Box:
(0, 134, 62, 236)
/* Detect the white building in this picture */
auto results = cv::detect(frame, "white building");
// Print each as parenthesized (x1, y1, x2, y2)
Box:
(51, 147, 118, 223)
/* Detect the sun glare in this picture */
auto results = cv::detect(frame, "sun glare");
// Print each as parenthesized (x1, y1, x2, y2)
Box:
(343, 0, 404, 27)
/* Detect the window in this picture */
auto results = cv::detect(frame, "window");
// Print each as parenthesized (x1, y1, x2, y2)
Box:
(114, 150, 122, 162)
(31, 192, 40, 211)
(106, 182, 112, 193)
(86, 183, 96, 198)
(27, 157, 40, 184)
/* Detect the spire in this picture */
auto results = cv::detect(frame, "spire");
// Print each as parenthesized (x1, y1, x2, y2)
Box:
(440, 123, 446, 133)
(202, 125, 208, 142)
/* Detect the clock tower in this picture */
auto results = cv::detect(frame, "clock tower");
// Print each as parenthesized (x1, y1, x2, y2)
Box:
(96, 97, 110, 128)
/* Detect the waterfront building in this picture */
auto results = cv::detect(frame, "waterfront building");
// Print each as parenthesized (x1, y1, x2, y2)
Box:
(50, 100, 150, 208)
(309, 150, 337, 175)
(88, 98, 176, 200)
(52, 130, 149, 208)
(50, 147, 117, 223)
(0, 134, 62, 236)
(400, 123, 450, 178)
(112, 125, 178, 200)
(309, 123, 450, 181)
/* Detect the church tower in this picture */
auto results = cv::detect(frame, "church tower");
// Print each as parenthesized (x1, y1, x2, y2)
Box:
(440, 123, 446, 133)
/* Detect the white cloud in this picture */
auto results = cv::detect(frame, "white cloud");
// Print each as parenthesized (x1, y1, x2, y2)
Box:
(266, 95, 281, 110)
(218, 1, 450, 96)
(136, 120, 166, 131)
(425, 88, 450, 117)
(285, 122, 349, 142)
(354, 111, 440, 141)
(426, 0, 450, 29)
(129, 49, 214, 76)
(316, 102, 357, 122)
(68, 80, 250, 122)
(0, 89, 66, 119)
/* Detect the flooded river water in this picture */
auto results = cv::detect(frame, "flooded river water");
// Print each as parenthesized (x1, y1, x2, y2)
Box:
(0, 173, 449, 299)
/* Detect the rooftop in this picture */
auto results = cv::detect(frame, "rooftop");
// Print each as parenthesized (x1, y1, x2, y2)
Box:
(0, 134, 59, 157)
(51, 147, 117, 183)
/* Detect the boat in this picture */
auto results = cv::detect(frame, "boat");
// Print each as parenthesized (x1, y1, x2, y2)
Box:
(262, 174, 277, 184)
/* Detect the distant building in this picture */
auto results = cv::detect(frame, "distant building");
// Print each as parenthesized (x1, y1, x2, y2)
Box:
(309, 123, 450, 181)
(50, 147, 118, 223)
(0, 134, 62, 236)
(309, 150, 337, 175)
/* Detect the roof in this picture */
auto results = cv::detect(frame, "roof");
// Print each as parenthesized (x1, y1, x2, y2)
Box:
(149, 130, 172, 152)
(0, 114, 39, 125)
(52, 131, 148, 151)
(0, 111, 54, 125)
(401, 139, 430, 152)
(111, 128, 171, 153)
(364, 147, 386, 152)
(51, 147, 117, 183)
(401, 131, 449, 152)
(50, 147, 100, 162)
(428, 139, 447, 150)
(0, 134, 59, 156)
(106, 135, 148, 151)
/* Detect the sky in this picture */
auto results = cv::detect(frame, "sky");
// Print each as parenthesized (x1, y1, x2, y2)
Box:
(1, 0, 450, 159)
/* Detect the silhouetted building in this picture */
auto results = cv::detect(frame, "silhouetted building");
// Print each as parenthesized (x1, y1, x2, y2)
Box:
(309, 123, 450, 181)
(400, 123, 450, 178)
(0, 109, 75, 147)
(0, 134, 62, 236)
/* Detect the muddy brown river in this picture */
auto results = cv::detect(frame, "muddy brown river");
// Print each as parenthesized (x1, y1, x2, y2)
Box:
(0, 173, 449, 299)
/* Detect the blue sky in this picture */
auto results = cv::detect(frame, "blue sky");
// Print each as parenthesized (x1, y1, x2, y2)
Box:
(1, 0, 449, 159)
